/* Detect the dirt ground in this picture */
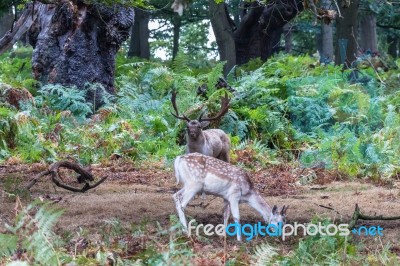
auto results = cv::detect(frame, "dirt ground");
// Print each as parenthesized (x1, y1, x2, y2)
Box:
(1, 161, 400, 259)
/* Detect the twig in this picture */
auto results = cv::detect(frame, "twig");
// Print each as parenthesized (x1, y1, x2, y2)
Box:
(332, 0, 343, 18)
(314, 203, 342, 217)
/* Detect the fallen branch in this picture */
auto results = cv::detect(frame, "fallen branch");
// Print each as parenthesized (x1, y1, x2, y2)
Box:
(349, 203, 400, 229)
(26, 161, 107, 192)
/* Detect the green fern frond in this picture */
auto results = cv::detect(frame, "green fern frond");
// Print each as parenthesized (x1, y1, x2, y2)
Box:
(253, 242, 279, 266)
(36, 84, 92, 119)
(0, 200, 65, 265)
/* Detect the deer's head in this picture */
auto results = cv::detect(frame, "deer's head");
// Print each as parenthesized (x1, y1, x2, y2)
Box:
(171, 90, 230, 140)
(269, 205, 288, 226)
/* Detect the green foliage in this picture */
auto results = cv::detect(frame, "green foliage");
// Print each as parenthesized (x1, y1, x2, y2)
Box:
(253, 218, 398, 265)
(36, 84, 93, 119)
(0, 199, 65, 265)
(1, 51, 400, 179)
(0, 47, 36, 90)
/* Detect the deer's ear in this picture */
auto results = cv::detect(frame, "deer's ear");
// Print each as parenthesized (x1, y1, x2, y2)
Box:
(200, 121, 210, 128)
(272, 205, 278, 214)
(281, 205, 289, 215)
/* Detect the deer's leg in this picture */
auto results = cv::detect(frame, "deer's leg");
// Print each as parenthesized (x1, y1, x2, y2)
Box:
(219, 136, 231, 163)
(173, 188, 188, 231)
(223, 199, 231, 227)
(229, 199, 241, 241)
(173, 185, 201, 233)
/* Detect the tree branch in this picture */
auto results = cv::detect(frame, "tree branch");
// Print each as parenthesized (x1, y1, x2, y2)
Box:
(26, 161, 107, 193)
(0, 3, 44, 55)
(349, 203, 400, 229)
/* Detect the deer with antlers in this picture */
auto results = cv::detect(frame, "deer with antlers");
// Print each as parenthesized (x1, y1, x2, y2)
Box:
(173, 153, 288, 241)
(171, 90, 231, 163)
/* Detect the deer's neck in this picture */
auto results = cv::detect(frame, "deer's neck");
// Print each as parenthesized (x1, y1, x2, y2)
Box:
(248, 192, 272, 222)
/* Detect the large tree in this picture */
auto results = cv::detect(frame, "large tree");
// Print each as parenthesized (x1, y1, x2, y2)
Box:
(0, 0, 134, 105)
(173, 0, 304, 74)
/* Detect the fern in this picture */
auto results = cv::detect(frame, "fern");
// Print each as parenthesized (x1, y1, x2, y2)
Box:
(252, 242, 279, 266)
(36, 84, 92, 119)
(220, 110, 249, 140)
(170, 51, 192, 75)
(0, 199, 65, 265)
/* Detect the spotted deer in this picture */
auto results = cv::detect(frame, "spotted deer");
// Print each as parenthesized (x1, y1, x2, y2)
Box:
(171, 90, 231, 163)
(173, 153, 288, 241)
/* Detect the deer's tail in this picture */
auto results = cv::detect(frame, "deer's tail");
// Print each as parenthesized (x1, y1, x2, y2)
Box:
(174, 156, 182, 185)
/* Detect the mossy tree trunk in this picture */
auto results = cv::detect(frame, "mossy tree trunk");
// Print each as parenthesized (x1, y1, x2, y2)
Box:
(0, 1, 134, 106)
(28, 2, 134, 105)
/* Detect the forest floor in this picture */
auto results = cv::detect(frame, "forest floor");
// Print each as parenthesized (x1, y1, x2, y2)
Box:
(1, 161, 400, 263)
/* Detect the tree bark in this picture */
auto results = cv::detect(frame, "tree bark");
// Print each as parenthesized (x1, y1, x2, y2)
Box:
(360, 14, 377, 53)
(335, 0, 359, 67)
(27, 2, 134, 105)
(209, 0, 236, 76)
(172, 16, 182, 59)
(128, 8, 150, 59)
(387, 34, 398, 58)
(321, 0, 334, 62)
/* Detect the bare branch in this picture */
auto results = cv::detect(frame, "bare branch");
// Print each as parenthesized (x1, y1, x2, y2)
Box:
(0, 3, 44, 55)
(26, 161, 107, 193)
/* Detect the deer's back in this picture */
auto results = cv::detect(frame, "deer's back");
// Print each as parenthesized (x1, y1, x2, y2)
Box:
(175, 153, 253, 195)
(203, 129, 230, 156)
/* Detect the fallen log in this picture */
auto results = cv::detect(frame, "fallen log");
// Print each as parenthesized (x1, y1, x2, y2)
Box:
(26, 161, 107, 192)
(349, 203, 400, 229)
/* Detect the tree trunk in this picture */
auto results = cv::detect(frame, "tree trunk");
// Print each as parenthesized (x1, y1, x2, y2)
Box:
(335, 0, 359, 67)
(28, 2, 134, 105)
(387, 34, 398, 58)
(233, 2, 264, 65)
(209, 0, 236, 76)
(234, 0, 303, 65)
(321, 0, 334, 62)
(316, 31, 322, 56)
(0, 10, 13, 38)
(172, 16, 181, 59)
(128, 8, 150, 59)
(359, 14, 377, 53)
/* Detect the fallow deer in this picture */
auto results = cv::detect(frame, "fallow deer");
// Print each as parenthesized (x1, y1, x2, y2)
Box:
(173, 153, 288, 241)
(171, 90, 231, 163)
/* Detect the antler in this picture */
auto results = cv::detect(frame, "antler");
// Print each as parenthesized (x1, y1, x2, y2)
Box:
(171, 90, 190, 121)
(199, 92, 231, 122)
